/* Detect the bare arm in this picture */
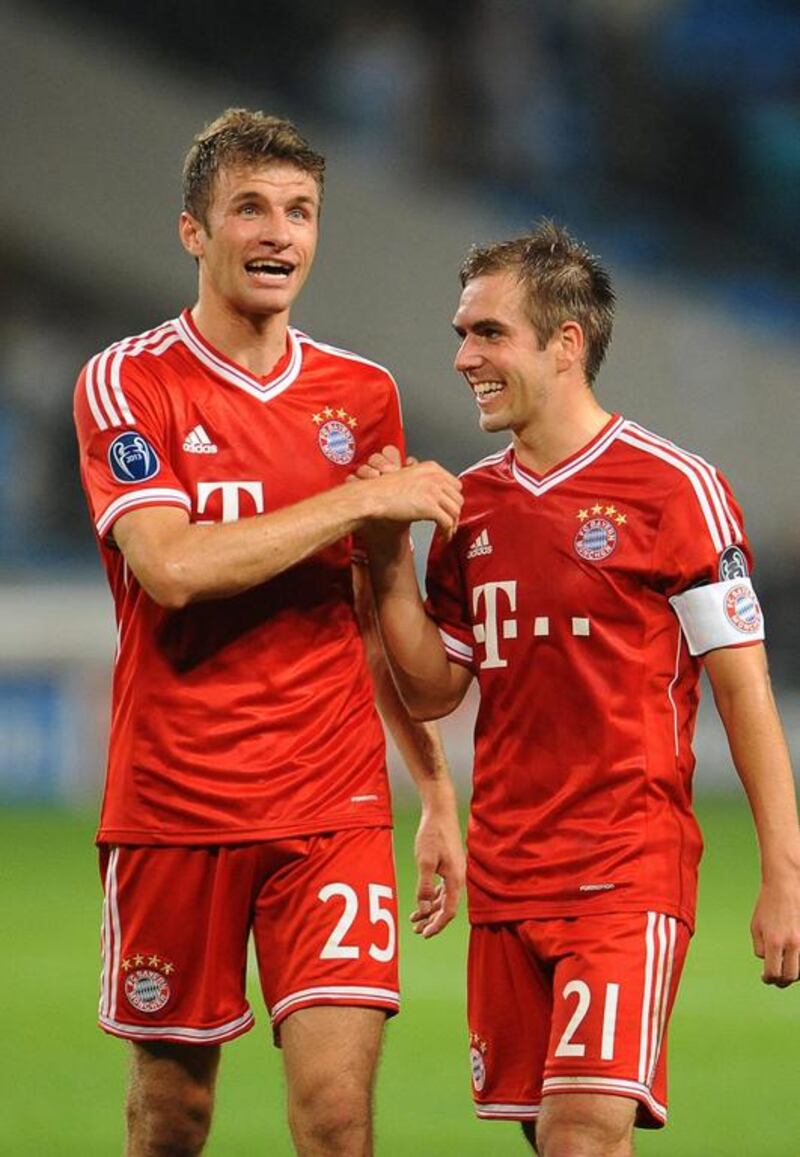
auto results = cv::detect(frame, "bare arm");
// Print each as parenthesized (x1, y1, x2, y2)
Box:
(354, 565, 465, 937)
(353, 448, 472, 719)
(112, 462, 463, 609)
(705, 643, 800, 987)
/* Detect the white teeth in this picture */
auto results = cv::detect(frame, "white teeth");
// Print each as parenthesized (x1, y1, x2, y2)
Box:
(473, 381, 504, 399)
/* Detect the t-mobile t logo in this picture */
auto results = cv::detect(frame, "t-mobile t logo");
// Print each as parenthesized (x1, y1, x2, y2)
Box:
(472, 581, 517, 669)
(196, 481, 265, 524)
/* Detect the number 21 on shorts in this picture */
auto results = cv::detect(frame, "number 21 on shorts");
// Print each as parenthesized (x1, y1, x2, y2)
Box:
(318, 882, 397, 963)
(555, 979, 620, 1061)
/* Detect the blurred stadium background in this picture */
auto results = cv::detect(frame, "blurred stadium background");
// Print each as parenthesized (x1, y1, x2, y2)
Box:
(1, 1, 798, 1152)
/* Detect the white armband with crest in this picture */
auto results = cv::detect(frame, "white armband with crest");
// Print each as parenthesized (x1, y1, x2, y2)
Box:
(669, 578, 764, 656)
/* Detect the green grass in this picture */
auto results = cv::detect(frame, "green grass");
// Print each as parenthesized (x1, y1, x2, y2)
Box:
(2, 798, 798, 1154)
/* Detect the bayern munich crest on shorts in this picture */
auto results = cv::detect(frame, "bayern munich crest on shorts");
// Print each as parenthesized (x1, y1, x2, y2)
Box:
(469, 1032, 488, 1091)
(318, 419, 356, 465)
(724, 584, 762, 634)
(574, 517, 618, 562)
(124, 962, 173, 1013)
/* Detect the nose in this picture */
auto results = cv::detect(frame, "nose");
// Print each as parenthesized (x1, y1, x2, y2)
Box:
(454, 335, 482, 374)
(260, 210, 291, 249)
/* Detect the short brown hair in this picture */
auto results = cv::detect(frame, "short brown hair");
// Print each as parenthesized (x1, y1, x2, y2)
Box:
(459, 220, 615, 383)
(182, 108, 326, 228)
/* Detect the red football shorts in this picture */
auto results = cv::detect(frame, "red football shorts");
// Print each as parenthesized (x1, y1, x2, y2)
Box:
(468, 911, 691, 1128)
(98, 827, 399, 1046)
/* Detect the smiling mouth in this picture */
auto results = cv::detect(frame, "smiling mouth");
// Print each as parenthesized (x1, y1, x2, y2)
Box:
(472, 381, 504, 403)
(245, 259, 294, 278)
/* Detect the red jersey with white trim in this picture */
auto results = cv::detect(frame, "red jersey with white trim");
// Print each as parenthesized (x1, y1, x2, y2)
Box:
(426, 414, 760, 929)
(74, 310, 405, 845)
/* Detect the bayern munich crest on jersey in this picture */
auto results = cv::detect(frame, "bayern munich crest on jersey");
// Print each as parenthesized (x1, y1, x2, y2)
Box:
(122, 953, 175, 1013)
(108, 431, 160, 484)
(574, 502, 628, 562)
(312, 406, 358, 465)
(724, 584, 762, 634)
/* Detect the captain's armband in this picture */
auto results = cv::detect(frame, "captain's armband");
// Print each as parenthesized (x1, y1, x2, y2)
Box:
(669, 578, 764, 656)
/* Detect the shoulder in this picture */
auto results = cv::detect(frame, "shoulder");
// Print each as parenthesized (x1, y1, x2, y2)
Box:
(294, 329, 400, 387)
(618, 420, 743, 548)
(74, 319, 181, 431)
(616, 419, 726, 483)
(459, 446, 512, 488)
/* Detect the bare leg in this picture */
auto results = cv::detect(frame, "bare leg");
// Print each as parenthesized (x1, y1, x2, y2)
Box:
(125, 1041, 221, 1157)
(281, 1006, 386, 1156)
(521, 1120, 538, 1151)
(536, 1093, 637, 1157)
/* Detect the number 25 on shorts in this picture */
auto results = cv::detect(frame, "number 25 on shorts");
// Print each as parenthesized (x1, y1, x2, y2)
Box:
(318, 882, 397, 962)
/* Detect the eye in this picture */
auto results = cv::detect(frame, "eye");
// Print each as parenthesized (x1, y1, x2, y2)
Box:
(238, 203, 259, 216)
(287, 206, 311, 222)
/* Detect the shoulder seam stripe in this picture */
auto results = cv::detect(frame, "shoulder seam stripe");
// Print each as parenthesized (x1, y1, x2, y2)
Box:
(623, 421, 742, 543)
(84, 322, 178, 431)
(619, 426, 739, 552)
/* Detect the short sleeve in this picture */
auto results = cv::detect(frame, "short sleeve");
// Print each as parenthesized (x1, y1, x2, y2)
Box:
(425, 528, 475, 670)
(73, 352, 190, 541)
(656, 468, 764, 654)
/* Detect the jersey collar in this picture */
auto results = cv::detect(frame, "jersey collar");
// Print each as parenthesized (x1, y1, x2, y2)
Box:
(510, 414, 625, 497)
(173, 309, 303, 402)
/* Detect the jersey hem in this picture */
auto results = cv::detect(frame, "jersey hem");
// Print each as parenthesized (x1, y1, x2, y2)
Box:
(96, 813, 394, 846)
(468, 897, 695, 933)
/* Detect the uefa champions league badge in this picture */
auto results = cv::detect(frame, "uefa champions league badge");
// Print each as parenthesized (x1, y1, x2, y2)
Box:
(108, 431, 160, 483)
(311, 406, 358, 465)
(718, 544, 749, 581)
(121, 952, 175, 1014)
(723, 584, 762, 634)
(574, 501, 628, 562)
(469, 1032, 488, 1092)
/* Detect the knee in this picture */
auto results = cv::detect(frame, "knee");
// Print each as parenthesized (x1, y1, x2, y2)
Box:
(126, 1082, 214, 1156)
(288, 1072, 371, 1151)
(537, 1098, 634, 1157)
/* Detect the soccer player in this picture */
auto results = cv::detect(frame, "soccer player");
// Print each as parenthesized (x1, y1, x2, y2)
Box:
(73, 109, 465, 1157)
(359, 221, 800, 1156)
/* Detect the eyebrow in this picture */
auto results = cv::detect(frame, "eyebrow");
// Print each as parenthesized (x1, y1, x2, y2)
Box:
(452, 317, 508, 337)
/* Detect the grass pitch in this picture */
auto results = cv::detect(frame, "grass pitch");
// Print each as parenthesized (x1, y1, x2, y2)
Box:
(2, 798, 798, 1155)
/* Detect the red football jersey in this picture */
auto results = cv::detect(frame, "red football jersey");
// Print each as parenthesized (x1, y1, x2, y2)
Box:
(426, 414, 761, 930)
(74, 310, 404, 845)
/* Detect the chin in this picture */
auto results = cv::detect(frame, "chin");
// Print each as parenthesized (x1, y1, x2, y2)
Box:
(478, 412, 509, 434)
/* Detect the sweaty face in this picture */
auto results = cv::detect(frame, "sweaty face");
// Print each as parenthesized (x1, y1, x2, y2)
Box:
(181, 162, 320, 320)
(452, 270, 559, 437)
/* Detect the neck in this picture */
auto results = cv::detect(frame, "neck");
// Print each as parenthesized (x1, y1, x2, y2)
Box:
(512, 388, 612, 474)
(191, 299, 290, 378)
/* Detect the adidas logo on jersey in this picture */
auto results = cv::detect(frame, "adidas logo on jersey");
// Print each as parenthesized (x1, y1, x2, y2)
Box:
(183, 425, 218, 454)
(467, 529, 492, 558)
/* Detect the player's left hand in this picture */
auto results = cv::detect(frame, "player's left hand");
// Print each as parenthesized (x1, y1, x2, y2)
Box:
(411, 802, 466, 938)
(751, 878, 800, 987)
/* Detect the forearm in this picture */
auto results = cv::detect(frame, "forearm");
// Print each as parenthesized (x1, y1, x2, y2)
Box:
(160, 485, 373, 605)
(367, 537, 468, 719)
(707, 649, 800, 879)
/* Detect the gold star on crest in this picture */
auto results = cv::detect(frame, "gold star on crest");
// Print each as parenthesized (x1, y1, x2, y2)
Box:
(605, 504, 617, 516)
(323, 406, 334, 418)
(615, 513, 627, 526)
(162, 961, 175, 975)
(577, 508, 589, 521)
(121, 957, 133, 972)
(591, 502, 604, 515)
(148, 954, 160, 968)
(312, 412, 323, 425)
(347, 416, 357, 428)
(133, 954, 145, 966)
